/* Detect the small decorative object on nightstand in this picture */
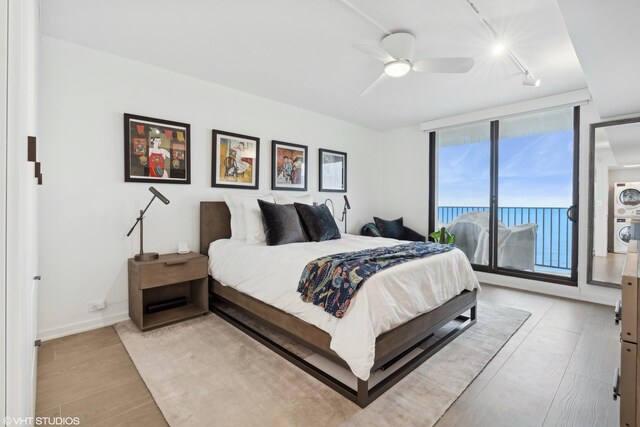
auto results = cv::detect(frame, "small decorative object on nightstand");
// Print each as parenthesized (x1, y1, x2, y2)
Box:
(128, 252, 208, 330)
(177, 241, 189, 254)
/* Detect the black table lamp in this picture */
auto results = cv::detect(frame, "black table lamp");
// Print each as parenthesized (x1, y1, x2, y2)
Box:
(126, 186, 170, 261)
(341, 195, 351, 234)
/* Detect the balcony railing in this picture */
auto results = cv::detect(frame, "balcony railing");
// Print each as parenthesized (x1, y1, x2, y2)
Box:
(437, 206, 572, 271)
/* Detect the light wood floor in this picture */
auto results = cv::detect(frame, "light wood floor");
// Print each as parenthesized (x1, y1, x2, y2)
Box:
(36, 284, 619, 426)
(436, 284, 619, 427)
(36, 326, 167, 426)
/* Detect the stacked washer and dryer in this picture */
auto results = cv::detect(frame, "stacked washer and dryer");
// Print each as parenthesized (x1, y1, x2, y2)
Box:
(613, 182, 640, 253)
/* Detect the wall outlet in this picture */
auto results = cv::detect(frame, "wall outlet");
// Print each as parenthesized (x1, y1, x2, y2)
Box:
(88, 300, 107, 312)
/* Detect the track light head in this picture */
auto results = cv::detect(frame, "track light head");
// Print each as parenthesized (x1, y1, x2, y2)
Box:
(522, 73, 541, 87)
(492, 42, 506, 55)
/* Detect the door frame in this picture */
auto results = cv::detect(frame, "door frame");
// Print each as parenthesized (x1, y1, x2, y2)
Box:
(0, 0, 7, 418)
(428, 106, 580, 286)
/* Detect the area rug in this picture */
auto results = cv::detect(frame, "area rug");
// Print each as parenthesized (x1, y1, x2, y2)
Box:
(115, 301, 529, 427)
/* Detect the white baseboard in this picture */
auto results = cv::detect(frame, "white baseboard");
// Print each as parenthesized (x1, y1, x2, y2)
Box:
(38, 311, 130, 341)
(476, 271, 618, 306)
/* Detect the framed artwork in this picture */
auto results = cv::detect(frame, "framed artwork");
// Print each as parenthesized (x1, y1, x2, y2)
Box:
(271, 140, 308, 191)
(212, 129, 260, 189)
(124, 113, 191, 184)
(319, 149, 347, 192)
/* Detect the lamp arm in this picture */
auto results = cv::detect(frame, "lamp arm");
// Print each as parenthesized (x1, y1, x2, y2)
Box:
(126, 195, 157, 237)
(324, 199, 335, 217)
(341, 205, 348, 234)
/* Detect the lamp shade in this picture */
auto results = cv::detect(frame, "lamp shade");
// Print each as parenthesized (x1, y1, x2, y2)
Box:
(343, 195, 351, 210)
(149, 186, 170, 204)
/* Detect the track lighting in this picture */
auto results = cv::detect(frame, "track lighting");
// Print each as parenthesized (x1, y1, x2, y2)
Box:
(492, 42, 506, 55)
(466, 0, 541, 88)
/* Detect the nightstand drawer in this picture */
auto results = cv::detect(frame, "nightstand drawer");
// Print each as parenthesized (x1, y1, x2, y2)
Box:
(138, 255, 207, 289)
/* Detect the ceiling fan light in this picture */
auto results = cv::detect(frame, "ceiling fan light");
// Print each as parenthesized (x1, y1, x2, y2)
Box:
(384, 60, 411, 77)
(522, 73, 541, 87)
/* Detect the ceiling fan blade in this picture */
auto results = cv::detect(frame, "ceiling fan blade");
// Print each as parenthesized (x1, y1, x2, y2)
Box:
(381, 32, 415, 61)
(353, 44, 395, 64)
(359, 73, 389, 98)
(412, 57, 475, 73)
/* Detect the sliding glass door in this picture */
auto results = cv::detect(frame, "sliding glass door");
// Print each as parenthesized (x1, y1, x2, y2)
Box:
(432, 122, 491, 267)
(429, 106, 579, 285)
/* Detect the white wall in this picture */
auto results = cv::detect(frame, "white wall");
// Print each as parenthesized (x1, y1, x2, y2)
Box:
(377, 125, 429, 233)
(379, 100, 620, 305)
(574, 102, 618, 304)
(38, 37, 381, 339)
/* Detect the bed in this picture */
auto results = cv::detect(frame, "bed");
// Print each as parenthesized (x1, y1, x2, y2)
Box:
(200, 201, 479, 408)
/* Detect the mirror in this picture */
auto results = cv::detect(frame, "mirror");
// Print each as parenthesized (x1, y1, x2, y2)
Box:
(588, 117, 640, 287)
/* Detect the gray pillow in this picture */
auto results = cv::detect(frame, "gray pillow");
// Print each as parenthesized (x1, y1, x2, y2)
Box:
(374, 216, 404, 239)
(294, 203, 341, 242)
(258, 199, 308, 245)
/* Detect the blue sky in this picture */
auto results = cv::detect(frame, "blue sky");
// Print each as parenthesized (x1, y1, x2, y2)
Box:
(438, 130, 574, 208)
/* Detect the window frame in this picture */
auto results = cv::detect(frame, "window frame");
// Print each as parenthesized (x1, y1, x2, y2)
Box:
(428, 106, 580, 286)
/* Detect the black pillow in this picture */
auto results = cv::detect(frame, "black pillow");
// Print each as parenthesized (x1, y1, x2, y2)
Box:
(294, 203, 341, 242)
(374, 217, 404, 239)
(258, 199, 308, 245)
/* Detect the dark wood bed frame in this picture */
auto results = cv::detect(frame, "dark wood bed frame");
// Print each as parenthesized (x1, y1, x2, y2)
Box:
(200, 201, 477, 408)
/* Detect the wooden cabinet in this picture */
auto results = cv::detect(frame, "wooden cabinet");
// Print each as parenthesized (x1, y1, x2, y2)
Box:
(128, 252, 208, 331)
(617, 240, 640, 427)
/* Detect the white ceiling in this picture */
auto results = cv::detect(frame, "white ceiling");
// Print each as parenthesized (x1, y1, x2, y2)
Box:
(40, 0, 588, 131)
(604, 122, 640, 166)
(557, 0, 640, 120)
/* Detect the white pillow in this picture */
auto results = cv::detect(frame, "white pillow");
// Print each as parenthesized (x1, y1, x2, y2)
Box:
(243, 198, 268, 244)
(223, 193, 274, 240)
(272, 192, 314, 205)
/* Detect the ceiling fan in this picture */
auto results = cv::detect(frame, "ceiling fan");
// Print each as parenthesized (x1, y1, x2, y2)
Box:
(354, 32, 475, 97)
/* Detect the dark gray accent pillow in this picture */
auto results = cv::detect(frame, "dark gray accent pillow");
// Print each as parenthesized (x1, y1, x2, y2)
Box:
(374, 217, 404, 239)
(361, 223, 381, 237)
(258, 199, 308, 245)
(294, 203, 341, 242)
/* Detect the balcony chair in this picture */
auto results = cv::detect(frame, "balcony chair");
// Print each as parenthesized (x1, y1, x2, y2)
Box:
(445, 211, 537, 271)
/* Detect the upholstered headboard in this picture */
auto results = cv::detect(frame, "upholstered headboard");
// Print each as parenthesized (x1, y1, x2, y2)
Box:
(199, 201, 231, 255)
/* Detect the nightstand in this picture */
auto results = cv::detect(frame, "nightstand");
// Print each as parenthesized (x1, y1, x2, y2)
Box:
(128, 252, 208, 331)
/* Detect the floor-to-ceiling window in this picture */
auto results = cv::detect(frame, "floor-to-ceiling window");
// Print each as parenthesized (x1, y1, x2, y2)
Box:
(429, 106, 579, 285)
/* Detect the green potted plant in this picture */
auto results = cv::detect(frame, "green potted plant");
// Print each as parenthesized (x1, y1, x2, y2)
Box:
(429, 226, 455, 244)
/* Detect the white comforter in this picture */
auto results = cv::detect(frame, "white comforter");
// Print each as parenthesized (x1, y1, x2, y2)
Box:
(208, 235, 479, 380)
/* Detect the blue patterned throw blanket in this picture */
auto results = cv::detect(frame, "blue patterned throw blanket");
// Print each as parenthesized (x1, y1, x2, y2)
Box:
(297, 242, 455, 318)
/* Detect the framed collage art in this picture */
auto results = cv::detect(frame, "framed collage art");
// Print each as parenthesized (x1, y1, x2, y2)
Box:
(124, 114, 191, 184)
